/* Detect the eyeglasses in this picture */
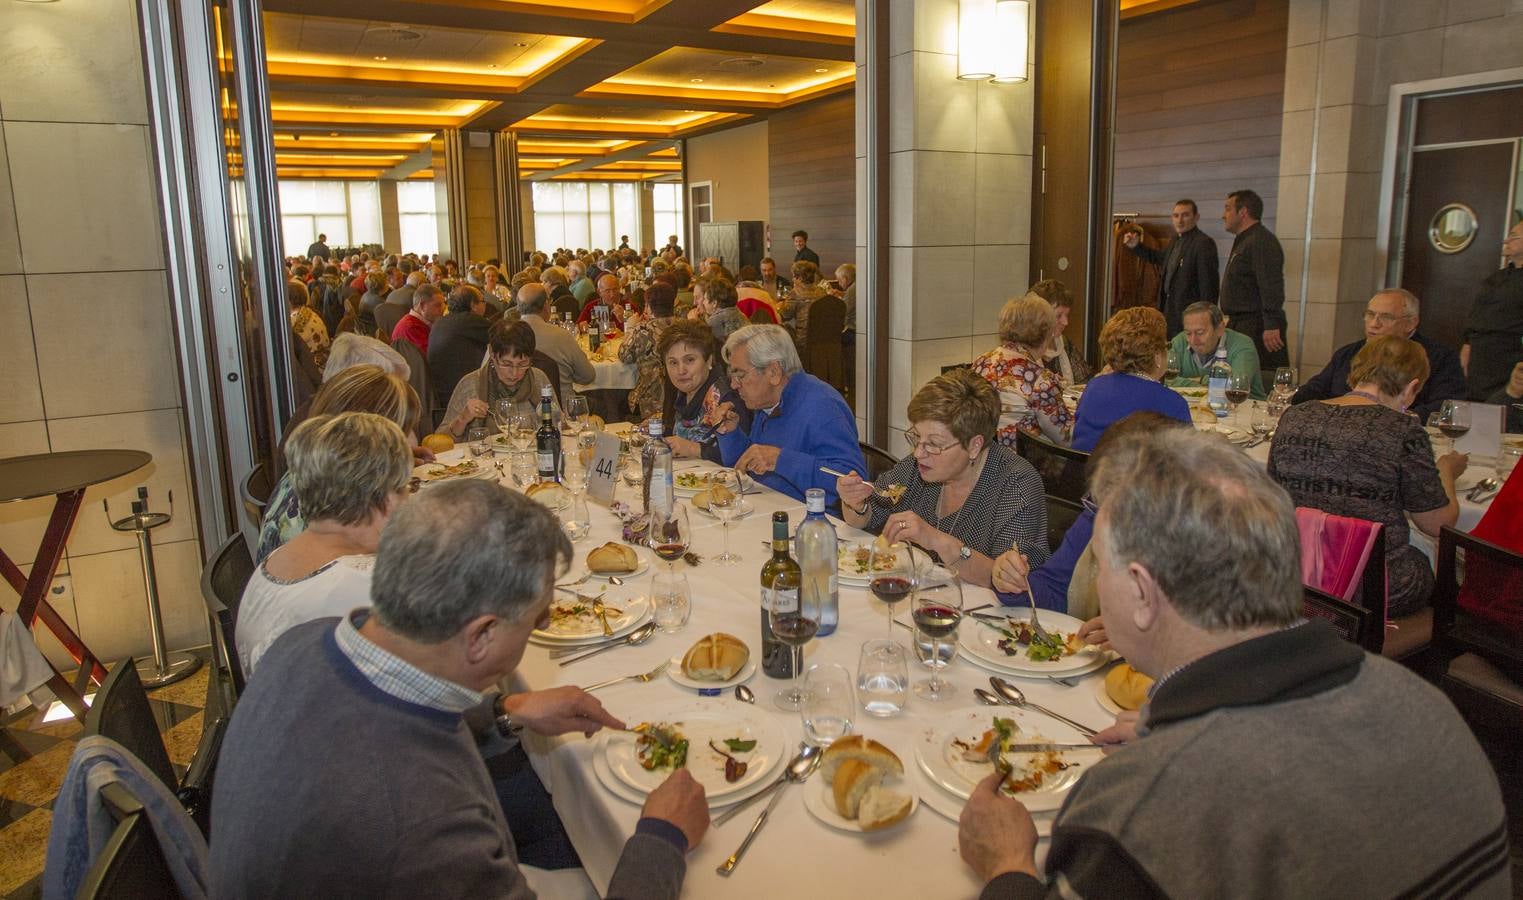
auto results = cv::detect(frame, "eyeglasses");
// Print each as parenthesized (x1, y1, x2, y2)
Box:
(1362, 310, 1413, 326)
(729, 365, 766, 384)
(903, 430, 958, 456)
(492, 357, 534, 372)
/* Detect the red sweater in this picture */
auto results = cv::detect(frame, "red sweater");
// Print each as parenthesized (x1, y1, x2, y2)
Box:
(391, 312, 431, 355)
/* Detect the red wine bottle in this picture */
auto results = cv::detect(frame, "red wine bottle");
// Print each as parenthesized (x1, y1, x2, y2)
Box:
(760, 512, 800, 679)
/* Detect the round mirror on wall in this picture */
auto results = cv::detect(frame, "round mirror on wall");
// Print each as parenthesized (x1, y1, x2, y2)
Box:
(1428, 203, 1479, 254)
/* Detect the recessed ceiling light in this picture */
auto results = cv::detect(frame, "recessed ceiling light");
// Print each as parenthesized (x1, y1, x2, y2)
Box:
(814, 67, 828, 73)
(690, 78, 703, 83)
(488, 63, 498, 68)
(329, 132, 339, 137)
(515, 42, 528, 47)
(373, 55, 389, 61)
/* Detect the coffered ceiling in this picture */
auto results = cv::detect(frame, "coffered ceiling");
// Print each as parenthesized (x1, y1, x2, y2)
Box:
(255, 0, 856, 180)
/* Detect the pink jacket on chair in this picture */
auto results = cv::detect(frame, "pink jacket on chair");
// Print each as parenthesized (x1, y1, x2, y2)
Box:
(1295, 507, 1386, 621)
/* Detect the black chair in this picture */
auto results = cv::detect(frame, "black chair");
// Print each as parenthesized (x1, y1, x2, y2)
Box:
(76, 780, 183, 900)
(238, 463, 272, 530)
(552, 293, 581, 322)
(859, 442, 898, 482)
(533, 350, 563, 402)
(1433, 526, 1523, 685)
(1014, 431, 1090, 507)
(199, 532, 252, 702)
(1302, 585, 1381, 653)
(803, 295, 846, 393)
(391, 338, 435, 434)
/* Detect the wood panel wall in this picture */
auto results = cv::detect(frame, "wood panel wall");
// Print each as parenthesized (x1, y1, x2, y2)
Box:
(1113, 0, 1288, 268)
(767, 91, 855, 276)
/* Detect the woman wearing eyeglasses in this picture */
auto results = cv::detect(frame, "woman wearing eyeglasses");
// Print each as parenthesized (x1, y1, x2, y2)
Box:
(836, 369, 1050, 588)
(440, 318, 559, 437)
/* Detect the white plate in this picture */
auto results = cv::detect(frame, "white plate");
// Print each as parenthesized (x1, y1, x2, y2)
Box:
(673, 471, 752, 496)
(835, 543, 938, 585)
(803, 778, 918, 834)
(411, 459, 497, 485)
(693, 498, 756, 520)
(909, 766, 1055, 838)
(913, 708, 1099, 813)
(958, 647, 1114, 682)
(532, 596, 651, 642)
(591, 736, 782, 811)
(580, 557, 650, 582)
(665, 656, 757, 691)
(1091, 677, 1124, 718)
(602, 703, 785, 800)
(959, 611, 1103, 675)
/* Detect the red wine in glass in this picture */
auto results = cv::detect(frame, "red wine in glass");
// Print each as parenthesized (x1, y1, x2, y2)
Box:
(912, 604, 962, 640)
(653, 542, 687, 562)
(1163, 367, 1181, 382)
(771, 615, 819, 646)
(1224, 388, 1250, 406)
(1438, 424, 1470, 439)
(870, 575, 913, 606)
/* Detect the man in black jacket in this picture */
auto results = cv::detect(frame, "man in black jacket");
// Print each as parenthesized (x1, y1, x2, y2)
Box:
(1292, 288, 1466, 421)
(428, 285, 492, 411)
(1219, 189, 1289, 370)
(1122, 199, 1219, 336)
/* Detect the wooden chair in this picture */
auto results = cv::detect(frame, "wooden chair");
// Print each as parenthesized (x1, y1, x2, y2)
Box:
(1302, 585, 1382, 653)
(238, 463, 272, 530)
(803, 295, 846, 392)
(76, 780, 183, 900)
(859, 442, 898, 482)
(199, 533, 252, 702)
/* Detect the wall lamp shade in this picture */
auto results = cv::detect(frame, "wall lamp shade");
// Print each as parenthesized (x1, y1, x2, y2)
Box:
(958, 0, 1030, 84)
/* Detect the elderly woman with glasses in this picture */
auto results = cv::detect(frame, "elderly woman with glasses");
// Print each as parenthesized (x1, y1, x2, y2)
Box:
(837, 369, 1050, 588)
(440, 318, 559, 438)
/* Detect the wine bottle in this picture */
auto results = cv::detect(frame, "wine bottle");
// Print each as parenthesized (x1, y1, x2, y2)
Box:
(535, 385, 560, 481)
(760, 511, 801, 679)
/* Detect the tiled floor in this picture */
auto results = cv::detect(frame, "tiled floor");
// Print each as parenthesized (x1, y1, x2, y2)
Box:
(0, 658, 210, 899)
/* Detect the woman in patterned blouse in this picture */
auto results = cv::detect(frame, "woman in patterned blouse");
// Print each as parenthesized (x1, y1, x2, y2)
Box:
(618, 280, 676, 420)
(658, 319, 749, 463)
(288, 279, 331, 371)
(971, 292, 1073, 447)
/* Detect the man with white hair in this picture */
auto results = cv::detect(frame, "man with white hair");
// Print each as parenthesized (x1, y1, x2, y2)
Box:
(712, 325, 865, 505)
(1292, 288, 1465, 420)
(957, 427, 1507, 899)
(567, 259, 595, 304)
(519, 282, 593, 405)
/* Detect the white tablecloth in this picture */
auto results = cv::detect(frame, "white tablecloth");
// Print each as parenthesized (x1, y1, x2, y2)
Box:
(572, 334, 638, 392)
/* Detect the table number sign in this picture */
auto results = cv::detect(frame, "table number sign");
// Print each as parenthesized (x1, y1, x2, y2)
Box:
(586, 431, 623, 506)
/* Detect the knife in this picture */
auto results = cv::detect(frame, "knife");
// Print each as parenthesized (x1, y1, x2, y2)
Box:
(1004, 743, 1101, 753)
(971, 611, 1019, 625)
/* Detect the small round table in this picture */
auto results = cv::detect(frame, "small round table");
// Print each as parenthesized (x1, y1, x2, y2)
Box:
(0, 450, 151, 719)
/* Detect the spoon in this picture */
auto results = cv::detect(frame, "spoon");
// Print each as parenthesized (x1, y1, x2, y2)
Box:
(733, 683, 756, 704)
(1467, 477, 1498, 501)
(988, 676, 1100, 737)
(712, 744, 822, 827)
(974, 687, 1006, 706)
(555, 621, 657, 667)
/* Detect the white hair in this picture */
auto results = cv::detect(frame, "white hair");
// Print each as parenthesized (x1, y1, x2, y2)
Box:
(1374, 288, 1420, 319)
(323, 333, 410, 382)
(723, 324, 802, 377)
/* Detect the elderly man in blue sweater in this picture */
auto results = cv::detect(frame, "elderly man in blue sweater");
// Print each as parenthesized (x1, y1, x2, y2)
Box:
(713, 324, 866, 505)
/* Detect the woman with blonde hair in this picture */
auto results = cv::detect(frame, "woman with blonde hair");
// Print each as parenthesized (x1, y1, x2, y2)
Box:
(1070, 306, 1191, 451)
(1269, 335, 1467, 616)
(971, 292, 1073, 447)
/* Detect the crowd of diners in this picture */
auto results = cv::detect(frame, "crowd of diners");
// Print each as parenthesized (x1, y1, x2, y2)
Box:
(205, 210, 1523, 897)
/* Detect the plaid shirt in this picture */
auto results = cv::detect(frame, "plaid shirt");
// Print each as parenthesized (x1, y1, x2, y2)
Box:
(334, 610, 483, 713)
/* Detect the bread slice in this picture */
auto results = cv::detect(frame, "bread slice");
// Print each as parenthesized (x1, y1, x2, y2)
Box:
(587, 542, 637, 574)
(821, 735, 904, 785)
(681, 633, 749, 681)
(832, 759, 885, 818)
(856, 785, 913, 831)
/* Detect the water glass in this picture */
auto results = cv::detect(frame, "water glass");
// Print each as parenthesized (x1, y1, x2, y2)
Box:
(1499, 446, 1521, 482)
(802, 664, 855, 746)
(561, 492, 590, 542)
(651, 571, 691, 633)
(857, 639, 909, 718)
(1273, 366, 1297, 399)
(1250, 401, 1274, 438)
(466, 426, 491, 458)
(510, 451, 538, 489)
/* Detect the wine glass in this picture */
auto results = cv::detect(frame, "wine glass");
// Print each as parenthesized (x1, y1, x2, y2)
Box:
(1163, 345, 1182, 384)
(1225, 371, 1252, 426)
(564, 394, 589, 437)
(495, 398, 516, 444)
(912, 576, 963, 701)
(509, 406, 536, 452)
(868, 543, 915, 640)
(465, 426, 491, 459)
(649, 504, 692, 573)
(1251, 401, 1274, 440)
(770, 568, 820, 711)
(1273, 366, 1297, 399)
(709, 469, 744, 567)
(1437, 400, 1470, 443)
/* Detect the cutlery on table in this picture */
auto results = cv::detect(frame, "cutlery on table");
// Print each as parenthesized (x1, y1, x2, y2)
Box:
(556, 573, 592, 590)
(592, 596, 614, 637)
(555, 622, 657, 667)
(582, 663, 666, 692)
(733, 684, 756, 704)
(989, 677, 1100, 737)
(712, 744, 820, 827)
(1473, 485, 1501, 503)
(1466, 477, 1498, 502)
(1045, 674, 1081, 688)
(818, 466, 903, 503)
(717, 785, 786, 876)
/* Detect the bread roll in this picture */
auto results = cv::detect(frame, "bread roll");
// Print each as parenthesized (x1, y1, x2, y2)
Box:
(586, 542, 638, 574)
(856, 786, 913, 831)
(681, 633, 749, 681)
(832, 759, 885, 819)
(821, 735, 904, 785)
(420, 433, 455, 453)
(526, 482, 567, 508)
(1104, 663, 1154, 712)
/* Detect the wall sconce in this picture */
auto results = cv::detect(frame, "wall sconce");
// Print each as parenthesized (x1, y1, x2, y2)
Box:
(958, 0, 1030, 84)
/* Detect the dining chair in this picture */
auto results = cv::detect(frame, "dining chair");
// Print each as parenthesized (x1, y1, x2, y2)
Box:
(1302, 585, 1381, 653)
(238, 463, 272, 530)
(1014, 431, 1090, 508)
(858, 442, 898, 482)
(199, 532, 252, 702)
(75, 780, 184, 900)
(533, 350, 563, 401)
(803, 294, 846, 392)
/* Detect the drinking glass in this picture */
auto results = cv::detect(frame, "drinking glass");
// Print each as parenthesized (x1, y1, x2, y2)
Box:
(564, 394, 589, 437)
(770, 569, 819, 711)
(651, 570, 692, 633)
(912, 577, 963, 701)
(1498, 445, 1520, 483)
(801, 664, 855, 746)
(868, 543, 915, 639)
(709, 469, 744, 567)
(510, 451, 538, 489)
(1226, 371, 1253, 425)
(509, 407, 537, 452)
(1273, 366, 1297, 399)
(495, 398, 516, 443)
(1437, 400, 1470, 443)
(466, 426, 491, 458)
(649, 504, 692, 572)
(1250, 402, 1274, 439)
(561, 492, 590, 542)
(1163, 346, 1182, 384)
(562, 454, 589, 495)
(857, 639, 909, 718)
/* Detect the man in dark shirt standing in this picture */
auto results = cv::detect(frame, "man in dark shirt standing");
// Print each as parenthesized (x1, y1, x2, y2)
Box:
(1461, 220, 1523, 400)
(1219, 189, 1289, 370)
(1122, 199, 1219, 336)
(305, 233, 331, 262)
(792, 229, 820, 266)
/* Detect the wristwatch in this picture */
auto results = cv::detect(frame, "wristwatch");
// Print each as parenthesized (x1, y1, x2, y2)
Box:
(851, 500, 869, 516)
(493, 694, 524, 738)
(958, 545, 973, 562)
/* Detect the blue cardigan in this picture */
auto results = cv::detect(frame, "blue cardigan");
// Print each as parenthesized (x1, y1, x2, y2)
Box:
(718, 373, 866, 504)
(1071, 372, 1192, 452)
(997, 503, 1095, 611)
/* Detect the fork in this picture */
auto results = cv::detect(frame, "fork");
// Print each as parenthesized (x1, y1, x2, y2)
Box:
(582, 663, 667, 692)
(818, 466, 903, 502)
(592, 597, 614, 637)
(556, 572, 593, 590)
(1020, 549, 1054, 643)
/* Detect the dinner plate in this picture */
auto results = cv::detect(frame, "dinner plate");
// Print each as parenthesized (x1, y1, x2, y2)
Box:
(672, 471, 752, 496)
(692, 498, 755, 520)
(803, 778, 918, 834)
(591, 737, 781, 812)
(532, 596, 652, 642)
(835, 543, 939, 586)
(1091, 677, 1124, 718)
(958, 647, 1113, 682)
(958, 611, 1103, 675)
(411, 459, 497, 485)
(665, 656, 757, 691)
(601, 702, 785, 800)
(581, 557, 650, 581)
(913, 708, 1098, 813)
(909, 765, 1056, 837)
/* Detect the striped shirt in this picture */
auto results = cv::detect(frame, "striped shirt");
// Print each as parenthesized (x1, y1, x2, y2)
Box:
(334, 610, 483, 713)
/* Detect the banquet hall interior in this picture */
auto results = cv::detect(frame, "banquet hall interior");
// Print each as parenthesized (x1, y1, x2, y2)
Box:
(1, 0, 1522, 896)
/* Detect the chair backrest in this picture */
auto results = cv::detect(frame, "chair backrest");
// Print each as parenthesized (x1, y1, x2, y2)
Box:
(391, 338, 435, 435)
(552, 293, 581, 321)
(84, 662, 177, 792)
(804, 295, 846, 391)
(532, 350, 563, 401)
(76, 780, 183, 900)
(238, 463, 272, 529)
(1302, 584, 1382, 653)
(858, 442, 898, 482)
(1435, 525, 1523, 657)
(199, 533, 252, 700)
(1014, 430, 1090, 507)
(1293, 508, 1387, 622)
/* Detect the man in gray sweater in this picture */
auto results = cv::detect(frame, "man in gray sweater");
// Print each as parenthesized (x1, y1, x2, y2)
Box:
(959, 427, 1509, 899)
(211, 480, 708, 898)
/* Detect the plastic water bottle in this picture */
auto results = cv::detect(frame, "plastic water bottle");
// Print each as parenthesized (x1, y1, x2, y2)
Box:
(641, 421, 673, 517)
(1207, 346, 1232, 418)
(562, 312, 576, 337)
(796, 489, 839, 636)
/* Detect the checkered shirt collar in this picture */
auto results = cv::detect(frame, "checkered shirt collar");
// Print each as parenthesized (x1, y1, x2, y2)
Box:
(334, 610, 483, 713)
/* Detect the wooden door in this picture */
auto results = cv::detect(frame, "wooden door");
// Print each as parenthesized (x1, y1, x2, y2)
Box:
(1400, 142, 1516, 350)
